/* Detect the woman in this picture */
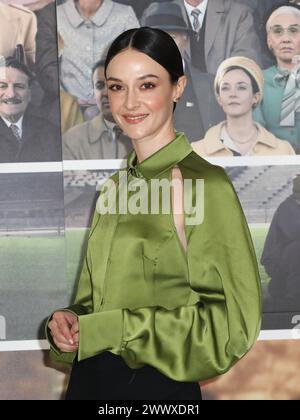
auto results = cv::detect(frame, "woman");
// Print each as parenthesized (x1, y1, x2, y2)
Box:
(47, 27, 261, 400)
(192, 56, 295, 157)
(253, 5, 300, 153)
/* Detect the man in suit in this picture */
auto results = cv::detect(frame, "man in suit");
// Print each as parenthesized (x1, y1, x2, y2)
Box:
(0, 57, 61, 163)
(0, 2, 37, 68)
(63, 60, 132, 159)
(141, 1, 224, 142)
(171, 0, 262, 73)
(261, 175, 300, 307)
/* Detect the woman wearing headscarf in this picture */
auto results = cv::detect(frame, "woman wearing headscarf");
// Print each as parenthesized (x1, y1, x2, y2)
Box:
(192, 56, 295, 157)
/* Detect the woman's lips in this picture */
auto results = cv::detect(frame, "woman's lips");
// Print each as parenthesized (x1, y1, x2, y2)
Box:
(123, 114, 148, 124)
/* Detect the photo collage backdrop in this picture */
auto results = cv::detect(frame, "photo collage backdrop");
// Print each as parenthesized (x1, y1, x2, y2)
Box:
(0, 0, 299, 400)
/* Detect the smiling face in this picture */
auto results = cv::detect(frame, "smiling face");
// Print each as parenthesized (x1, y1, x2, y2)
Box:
(267, 13, 300, 67)
(0, 66, 31, 123)
(217, 69, 260, 118)
(105, 48, 186, 143)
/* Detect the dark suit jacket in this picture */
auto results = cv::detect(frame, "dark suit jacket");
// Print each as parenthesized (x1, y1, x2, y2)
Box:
(174, 62, 224, 142)
(35, 2, 60, 127)
(0, 110, 62, 163)
(173, 0, 262, 73)
(35, 2, 59, 96)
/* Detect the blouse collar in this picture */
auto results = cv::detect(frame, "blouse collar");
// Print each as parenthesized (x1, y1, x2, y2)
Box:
(127, 132, 193, 179)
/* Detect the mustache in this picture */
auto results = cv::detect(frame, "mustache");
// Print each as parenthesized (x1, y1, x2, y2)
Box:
(0, 98, 23, 105)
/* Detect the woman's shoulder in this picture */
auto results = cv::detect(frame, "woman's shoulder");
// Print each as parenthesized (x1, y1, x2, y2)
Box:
(262, 66, 278, 84)
(180, 148, 229, 184)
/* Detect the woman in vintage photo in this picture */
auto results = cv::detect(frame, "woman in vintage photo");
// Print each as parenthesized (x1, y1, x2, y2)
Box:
(192, 56, 295, 157)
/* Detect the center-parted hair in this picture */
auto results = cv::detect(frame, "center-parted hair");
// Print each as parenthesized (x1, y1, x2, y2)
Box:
(104, 27, 184, 84)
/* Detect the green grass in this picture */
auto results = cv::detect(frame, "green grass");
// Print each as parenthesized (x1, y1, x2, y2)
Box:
(0, 235, 66, 290)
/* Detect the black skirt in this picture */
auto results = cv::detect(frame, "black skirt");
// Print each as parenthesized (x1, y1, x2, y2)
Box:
(66, 351, 202, 400)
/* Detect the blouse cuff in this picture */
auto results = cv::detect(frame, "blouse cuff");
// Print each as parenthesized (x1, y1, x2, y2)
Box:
(78, 309, 124, 361)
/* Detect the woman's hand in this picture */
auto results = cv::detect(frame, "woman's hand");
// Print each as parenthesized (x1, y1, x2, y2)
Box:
(48, 311, 79, 353)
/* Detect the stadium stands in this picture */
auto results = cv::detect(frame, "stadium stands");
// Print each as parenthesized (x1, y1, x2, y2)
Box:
(0, 173, 64, 233)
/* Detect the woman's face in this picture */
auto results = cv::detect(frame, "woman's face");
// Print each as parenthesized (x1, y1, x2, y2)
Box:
(267, 13, 300, 66)
(105, 49, 185, 142)
(217, 69, 259, 118)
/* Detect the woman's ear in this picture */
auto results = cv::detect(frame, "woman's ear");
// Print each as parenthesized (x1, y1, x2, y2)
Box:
(267, 34, 273, 52)
(252, 92, 261, 108)
(173, 75, 187, 102)
(216, 94, 223, 108)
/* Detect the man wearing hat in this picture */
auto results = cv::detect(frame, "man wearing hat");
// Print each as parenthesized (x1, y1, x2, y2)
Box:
(261, 175, 300, 307)
(141, 1, 224, 142)
(169, 0, 261, 74)
(0, 56, 61, 162)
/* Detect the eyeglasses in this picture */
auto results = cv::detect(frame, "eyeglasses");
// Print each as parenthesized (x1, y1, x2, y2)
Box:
(269, 24, 300, 37)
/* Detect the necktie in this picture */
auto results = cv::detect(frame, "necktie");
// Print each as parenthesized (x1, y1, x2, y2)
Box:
(111, 125, 122, 142)
(191, 9, 201, 32)
(274, 66, 300, 126)
(10, 124, 22, 143)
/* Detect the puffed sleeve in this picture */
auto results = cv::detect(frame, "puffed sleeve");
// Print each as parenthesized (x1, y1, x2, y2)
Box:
(74, 166, 262, 381)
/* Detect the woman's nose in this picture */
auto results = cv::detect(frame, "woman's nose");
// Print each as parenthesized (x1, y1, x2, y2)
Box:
(124, 89, 140, 109)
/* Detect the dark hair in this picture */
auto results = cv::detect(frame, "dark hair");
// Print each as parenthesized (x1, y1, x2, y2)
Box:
(104, 27, 184, 84)
(216, 65, 259, 95)
(0, 56, 33, 84)
(92, 58, 106, 76)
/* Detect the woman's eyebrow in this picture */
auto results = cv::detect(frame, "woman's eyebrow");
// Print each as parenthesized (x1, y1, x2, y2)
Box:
(106, 74, 159, 82)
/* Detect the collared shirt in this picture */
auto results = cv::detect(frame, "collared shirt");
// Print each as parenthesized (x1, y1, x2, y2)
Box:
(192, 121, 296, 156)
(184, 0, 208, 29)
(220, 125, 243, 155)
(57, 0, 139, 101)
(1, 115, 24, 137)
(127, 132, 192, 180)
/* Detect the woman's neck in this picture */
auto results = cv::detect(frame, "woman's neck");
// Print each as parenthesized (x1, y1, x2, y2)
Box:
(133, 126, 177, 164)
(277, 58, 299, 71)
(225, 114, 258, 155)
(76, 0, 103, 19)
(226, 114, 256, 144)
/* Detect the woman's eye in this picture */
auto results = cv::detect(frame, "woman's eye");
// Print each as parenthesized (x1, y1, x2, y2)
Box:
(108, 84, 123, 91)
(141, 82, 155, 89)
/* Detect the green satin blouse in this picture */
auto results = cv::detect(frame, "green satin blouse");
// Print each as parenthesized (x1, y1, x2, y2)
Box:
(48, 132, 262, 382)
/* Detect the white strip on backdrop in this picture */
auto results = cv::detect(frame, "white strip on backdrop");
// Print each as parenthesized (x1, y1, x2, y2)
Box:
(1, 329, 300, 352)
(0, 156, 299, 173)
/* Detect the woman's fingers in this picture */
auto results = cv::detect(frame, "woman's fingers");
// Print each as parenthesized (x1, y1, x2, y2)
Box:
(70, 321, 79, 336)
(48, 311, 79, 349)
(52, 336, 78, 352)
(50, 311, 78, 345)
(72, 332, 79, 345)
